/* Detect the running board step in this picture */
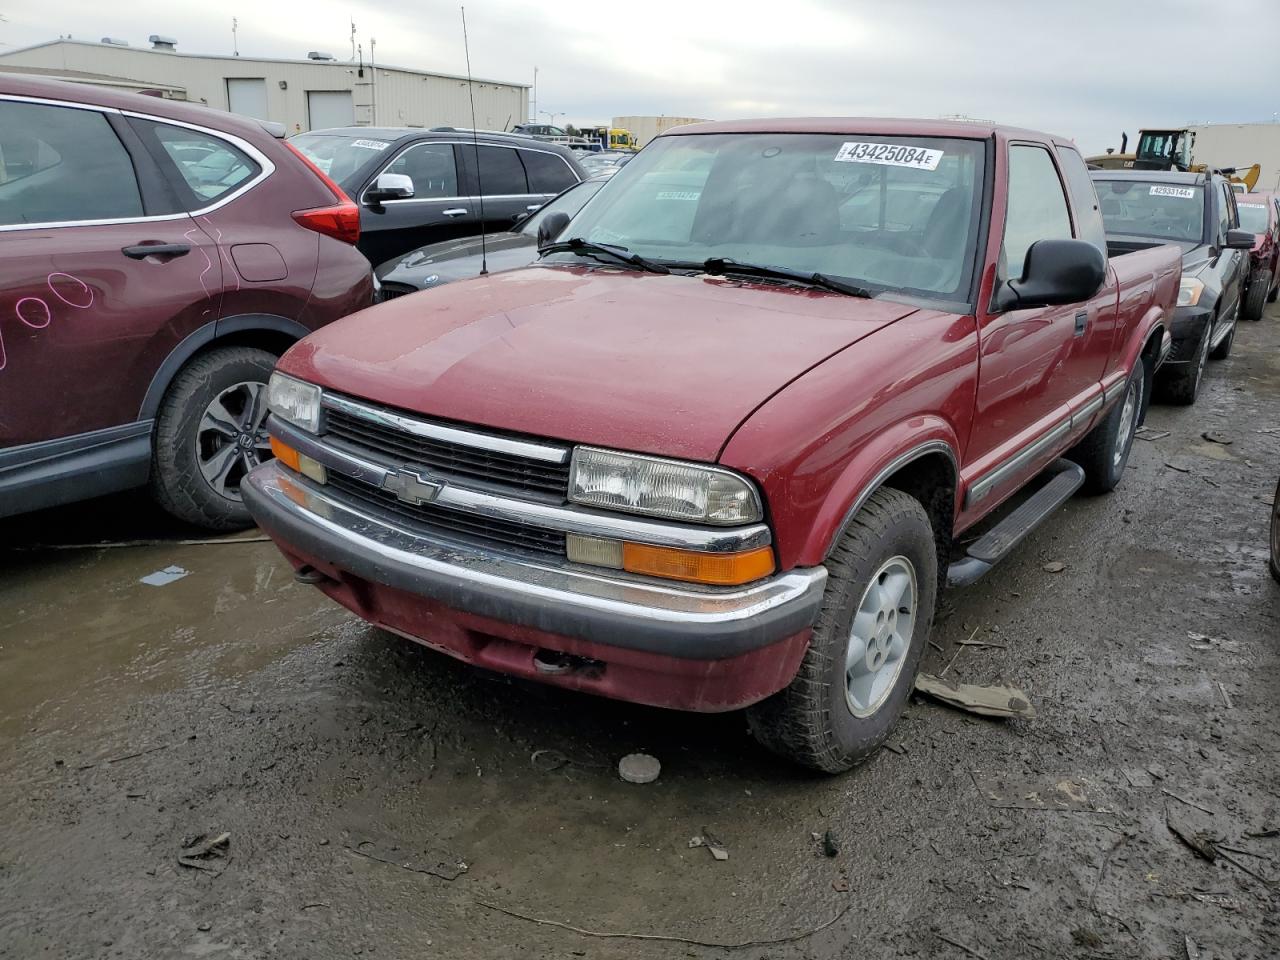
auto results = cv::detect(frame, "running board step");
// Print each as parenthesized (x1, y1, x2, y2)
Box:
(946, 459, 1085, 588)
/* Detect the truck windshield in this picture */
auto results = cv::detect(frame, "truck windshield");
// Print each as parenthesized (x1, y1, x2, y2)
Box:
(557, 133, 987, 299)
(1093, 180, 1205, 243)
(1237, 202, 1270, 233)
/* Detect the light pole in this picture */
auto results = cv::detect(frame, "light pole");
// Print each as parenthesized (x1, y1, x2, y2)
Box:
(540, 110, 565, 129)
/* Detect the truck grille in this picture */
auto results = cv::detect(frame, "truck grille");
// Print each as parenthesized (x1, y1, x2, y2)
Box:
(323, 402, 571, 498)
(328, 473, 566, 558)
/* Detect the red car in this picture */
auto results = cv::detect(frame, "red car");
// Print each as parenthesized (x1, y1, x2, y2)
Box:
(0, 76, 372, 529)
(1237, 191, 1279, 321)
(246, 119, 1180, 771)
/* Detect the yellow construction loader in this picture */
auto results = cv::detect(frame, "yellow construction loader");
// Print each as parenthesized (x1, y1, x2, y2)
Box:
(1087, 128, 1261, 191)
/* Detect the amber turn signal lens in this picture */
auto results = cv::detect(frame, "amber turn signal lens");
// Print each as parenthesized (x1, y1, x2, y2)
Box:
(622, 543, 775, 586)
(270, 436, 301, 471)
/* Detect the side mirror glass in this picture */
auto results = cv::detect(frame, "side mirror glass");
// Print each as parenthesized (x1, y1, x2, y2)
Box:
(997, 239, 1106, 311)
(366, 172, 414, 204)
(1225, 228, 1256, 250)
(537, 211, 572, 250)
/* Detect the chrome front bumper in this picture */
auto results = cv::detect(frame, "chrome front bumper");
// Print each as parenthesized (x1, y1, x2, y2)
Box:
(243, 461, 827, 659)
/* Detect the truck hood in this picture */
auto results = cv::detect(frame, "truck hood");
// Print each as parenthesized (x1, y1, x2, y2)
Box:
(282, 266, 918, 461)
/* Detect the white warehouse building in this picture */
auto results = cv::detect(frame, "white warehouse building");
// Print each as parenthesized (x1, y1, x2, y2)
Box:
(0, 38, 529, 135)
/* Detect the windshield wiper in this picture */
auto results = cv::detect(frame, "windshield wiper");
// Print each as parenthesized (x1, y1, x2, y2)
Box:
(540, 237, 669, 274)
(698, 257, 873, 298)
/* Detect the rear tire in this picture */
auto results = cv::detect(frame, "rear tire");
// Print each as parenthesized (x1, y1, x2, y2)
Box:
(150, 346, 279, 530)
(746, 488, 936, 773)
(1243, 277, 1268, 322)
(1070, 359, 1144, 495)
(1154, 322, 1209, 406)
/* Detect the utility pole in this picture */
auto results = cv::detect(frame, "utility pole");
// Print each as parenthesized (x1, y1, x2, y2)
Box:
(369, 36, 377, 126)
(349, 16, 357, 61)
(531, 65, 537, 124)
(231, 17, 239, 56)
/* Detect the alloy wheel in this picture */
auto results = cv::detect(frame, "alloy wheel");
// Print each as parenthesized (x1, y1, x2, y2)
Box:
(195, 380, 272, 502)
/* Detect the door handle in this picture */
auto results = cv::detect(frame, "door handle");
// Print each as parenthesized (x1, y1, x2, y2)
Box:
(1074, 311, 1088, 337)
(526, 204, 542, 212)
(441, 208, 468, 218)
(122, 243, 191, 260)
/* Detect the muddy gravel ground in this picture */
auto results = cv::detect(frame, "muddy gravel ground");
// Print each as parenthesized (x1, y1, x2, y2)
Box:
(2, 312, 1279, 960)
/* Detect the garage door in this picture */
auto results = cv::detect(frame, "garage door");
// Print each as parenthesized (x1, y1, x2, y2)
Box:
(307, 91, 355, 131)
(226, 78, 268, 120)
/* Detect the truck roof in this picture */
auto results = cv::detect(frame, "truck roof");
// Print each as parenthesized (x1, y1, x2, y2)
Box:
(1090, 169, 1208, 186)
(662, 117, 1068, 144)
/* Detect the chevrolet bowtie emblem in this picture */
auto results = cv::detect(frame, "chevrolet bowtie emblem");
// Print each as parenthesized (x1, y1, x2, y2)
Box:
(382, 468, 445, 505)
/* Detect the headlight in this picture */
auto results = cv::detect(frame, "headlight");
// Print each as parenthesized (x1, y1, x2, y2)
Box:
(1177, 277, 1205, 307)
(569, 446, 763, 525)
(267, 373, 322, 433)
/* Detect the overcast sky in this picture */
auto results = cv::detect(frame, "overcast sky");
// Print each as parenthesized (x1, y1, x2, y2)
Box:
(3, 0, 1278, 154)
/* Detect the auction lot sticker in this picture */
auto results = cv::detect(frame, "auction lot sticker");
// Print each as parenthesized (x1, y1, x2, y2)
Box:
(1150, 185, 1195, 199)
(351, 139, 391, 150)
(835, 141, 943, 170)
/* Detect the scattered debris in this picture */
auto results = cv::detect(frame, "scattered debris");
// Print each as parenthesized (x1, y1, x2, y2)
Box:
(178, 832, 230, 873)
(973, 774, 1101, 812)
(1200, 431, 1233, 445)
(937, 933, 991, 959)
(1042, 560, 1066, 573)
(832, 876, 849, 892)
(1216, 681, 1234, 709)
(1245, 827, 1279, 839)
(346, 838, 468, 880)
(1184, 934, 1202, 960)
(140, 565, 190, 587)
(1187, 631, 1239, 652)
(1135, 427, 1170, 441)
(1161, 789, 1216, 816)
(1071, 927, 1104, 948)
(688, 828, 729, 861)
(530, 749, 568, 773)
(104, 744, 169, 765)
(7, 534, 270, 552)
(822, 830, 840, 858)
(1120, 767, 1154, 788)
(1088, 832, 1132, 913)
(1147, 762, 1168, 781)
(617, 753, 661, 784)
(197, 922, 212, 932)
(475, 897, 856, 948)
(915, 675, 1035, 719)
(1189, 893, 1240, 911)
(1165, 806, 1217, 863)
(1165, 462, 1191, 473)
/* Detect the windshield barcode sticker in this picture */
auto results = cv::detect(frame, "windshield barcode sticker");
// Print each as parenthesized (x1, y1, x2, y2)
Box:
(351, 139, 390, 150)
(1239, 202, 1265, 208)
(1149, 185, 1195, 199)
(656, 191, 700, 200)
(834, 141, 943, 170)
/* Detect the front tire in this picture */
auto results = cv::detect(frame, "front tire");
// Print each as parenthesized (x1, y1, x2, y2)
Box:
(1155, 322, 1209, 406)
(1070, 359, 1144, 494)
(746, 488, 937, 773)
(150, 346, 279, 530)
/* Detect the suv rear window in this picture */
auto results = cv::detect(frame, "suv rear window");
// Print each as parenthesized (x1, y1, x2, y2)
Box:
(1237, 201, 1270, 233)
(132, 120, 259, 207)
(0, 100, 143, 226)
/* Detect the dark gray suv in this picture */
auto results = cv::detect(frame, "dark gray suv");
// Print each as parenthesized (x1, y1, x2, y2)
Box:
(291, 127, 586, 265)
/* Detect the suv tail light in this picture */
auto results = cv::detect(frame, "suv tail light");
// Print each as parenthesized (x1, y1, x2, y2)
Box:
(285, 141, 361, 246)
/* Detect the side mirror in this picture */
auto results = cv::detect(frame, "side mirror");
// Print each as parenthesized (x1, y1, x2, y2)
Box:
(537, 211, 572, 250)
(1225, 228, 1256, 250)
(366, 172, 414, 204)
(996, 239, 1106, 311)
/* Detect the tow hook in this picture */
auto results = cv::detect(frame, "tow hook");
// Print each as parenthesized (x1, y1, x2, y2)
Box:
(532, 649, 604, 676)
(294, 564, 330, 585)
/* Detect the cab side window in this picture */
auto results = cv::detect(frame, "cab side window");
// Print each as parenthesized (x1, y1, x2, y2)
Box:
(1001, 145, 1073, 283)
(1054, 145, 1107, 254)
(0, 100, 143, 226)
(476, 145, 528, 196)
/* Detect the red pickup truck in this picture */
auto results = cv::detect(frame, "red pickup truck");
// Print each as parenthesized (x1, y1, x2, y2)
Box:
(246, 119, 1180, 772)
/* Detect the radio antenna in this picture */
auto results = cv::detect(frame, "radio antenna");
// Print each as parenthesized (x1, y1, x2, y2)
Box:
(461, 6, 488, 275)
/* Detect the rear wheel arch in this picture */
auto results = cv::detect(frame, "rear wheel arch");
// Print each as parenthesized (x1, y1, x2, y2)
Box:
(138, 314, 309, 421)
